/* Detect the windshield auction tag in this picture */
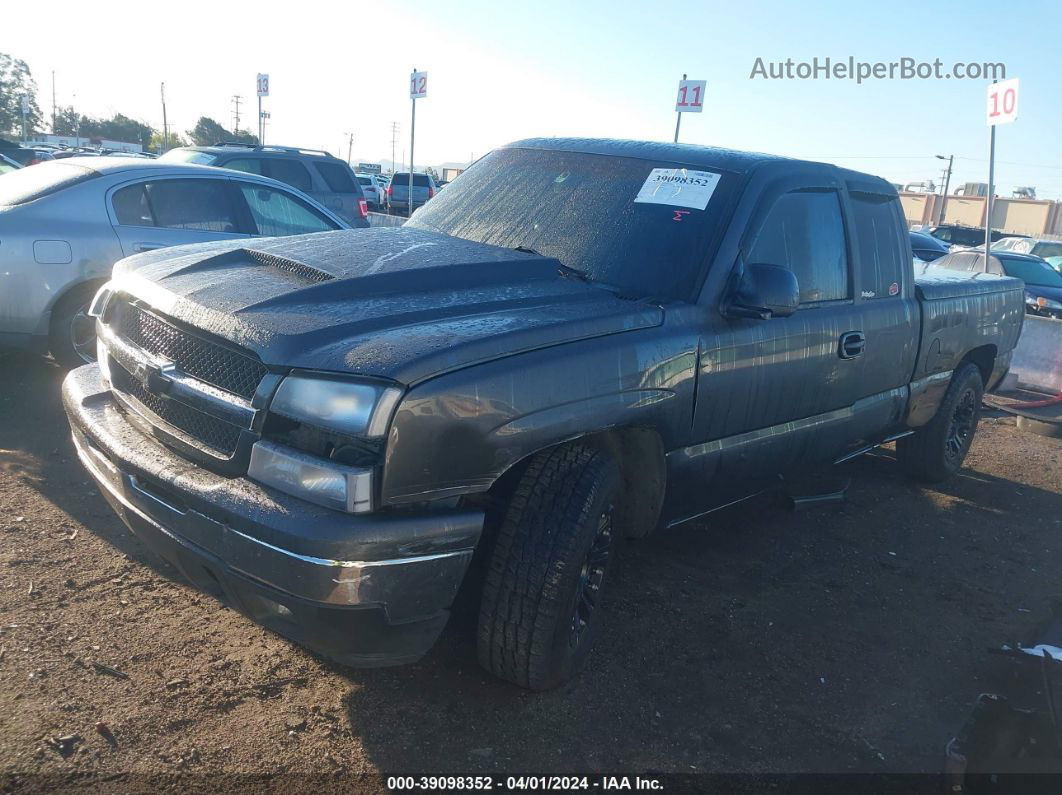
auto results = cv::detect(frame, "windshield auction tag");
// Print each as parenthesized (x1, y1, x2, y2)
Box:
(634, 168, 721, 210)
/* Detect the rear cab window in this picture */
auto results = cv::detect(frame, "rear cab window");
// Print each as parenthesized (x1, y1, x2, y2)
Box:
(849, 190, 906, 299)
(0, 162, 98, 206)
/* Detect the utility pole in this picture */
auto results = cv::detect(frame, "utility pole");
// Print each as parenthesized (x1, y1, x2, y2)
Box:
(935, 154, 953, 225)
(346, 133, 354, 165)
(51, 71, 56, 134)
(160, 83, 168, 154)
(390, 121, 400, 174)
(232, 95, 243, 135)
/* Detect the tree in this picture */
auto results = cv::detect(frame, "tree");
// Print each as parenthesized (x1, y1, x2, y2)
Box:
(0, 53, 43, 136)
(84, 114, 153, 148)
(52, 106, 82, 137)
(149, 130, 187, 153)
(186, 116, 256, 147)
(230, 128, 259, 145)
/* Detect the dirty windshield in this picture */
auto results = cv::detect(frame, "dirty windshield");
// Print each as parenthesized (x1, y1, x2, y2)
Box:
(408, 147, 736, 300)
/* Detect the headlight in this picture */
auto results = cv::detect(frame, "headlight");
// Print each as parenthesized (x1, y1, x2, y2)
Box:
(248, 441, 372, 513)
(270, 373, 401, 438)
(87, 283, 114, 319)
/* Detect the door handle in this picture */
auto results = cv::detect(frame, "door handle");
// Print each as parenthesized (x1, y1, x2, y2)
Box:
(132, 242, 164, 252)
(839, 331, 866, 359)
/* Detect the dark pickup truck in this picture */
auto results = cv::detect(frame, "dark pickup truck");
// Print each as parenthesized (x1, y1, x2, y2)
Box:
(63, 139, 1024, 690)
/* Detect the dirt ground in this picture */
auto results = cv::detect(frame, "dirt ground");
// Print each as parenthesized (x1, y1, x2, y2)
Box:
(1, 351, 1061, 790)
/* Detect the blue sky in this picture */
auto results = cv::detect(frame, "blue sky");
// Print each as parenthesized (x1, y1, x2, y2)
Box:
(7, 0, 1061, 197)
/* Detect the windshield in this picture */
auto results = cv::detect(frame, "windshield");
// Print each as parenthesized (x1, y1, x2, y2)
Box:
(1003, 258, 1062, 287)
(407, 147, 738, 300)
(0, 161, 98, 205)
(158, 149, 218, 166)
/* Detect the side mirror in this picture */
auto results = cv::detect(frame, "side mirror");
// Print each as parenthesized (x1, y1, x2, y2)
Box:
(725, 263, 799, 319)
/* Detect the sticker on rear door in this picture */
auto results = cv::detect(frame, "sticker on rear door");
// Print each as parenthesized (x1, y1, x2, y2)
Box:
(634, 168, 721, 210)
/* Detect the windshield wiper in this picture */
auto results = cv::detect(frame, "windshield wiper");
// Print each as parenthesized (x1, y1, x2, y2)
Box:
(513, 245, 644, 300)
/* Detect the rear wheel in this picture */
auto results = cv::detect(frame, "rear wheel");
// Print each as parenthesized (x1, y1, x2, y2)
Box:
(897, 363, 984, 483)
(49, 284, 102, 369)
(477, 443, 621, 690)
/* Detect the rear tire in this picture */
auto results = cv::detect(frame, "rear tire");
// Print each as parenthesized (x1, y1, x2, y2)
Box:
(48, 284, 102, 369)
(897, 363, 984, 483)
(477, 444, 621, 690)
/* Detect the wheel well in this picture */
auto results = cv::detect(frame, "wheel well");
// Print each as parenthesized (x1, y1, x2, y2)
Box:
(48, 278, 107, 321)
(481, 427, 667, 540)
(959, 345, 997, 386)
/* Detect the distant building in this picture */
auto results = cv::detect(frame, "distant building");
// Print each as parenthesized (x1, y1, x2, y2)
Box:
(441, 166, 464, 182)
(28, 133, 142, 153)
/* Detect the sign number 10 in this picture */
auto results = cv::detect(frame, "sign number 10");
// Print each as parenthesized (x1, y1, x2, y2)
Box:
(986, 78, 1019, 126)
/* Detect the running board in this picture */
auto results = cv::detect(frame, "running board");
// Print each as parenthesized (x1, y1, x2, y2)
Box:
(832, 430, 915, 465)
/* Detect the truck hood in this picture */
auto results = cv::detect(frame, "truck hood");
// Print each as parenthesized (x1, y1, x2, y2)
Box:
(111, 227, 663, 384)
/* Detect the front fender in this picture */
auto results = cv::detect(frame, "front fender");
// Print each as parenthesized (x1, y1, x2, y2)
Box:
(380, 328, 697, 505)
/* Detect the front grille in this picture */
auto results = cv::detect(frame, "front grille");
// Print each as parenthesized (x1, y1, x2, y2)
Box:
(111, 300, 267, 400)
(111, 363, 243, 457)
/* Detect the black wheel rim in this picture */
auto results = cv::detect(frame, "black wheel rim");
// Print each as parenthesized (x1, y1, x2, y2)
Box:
(945, 388, 977, 465)
(569, 507, 613, 649)
(69, 302, 97, 364)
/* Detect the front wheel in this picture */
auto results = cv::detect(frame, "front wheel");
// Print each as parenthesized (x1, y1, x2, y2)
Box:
(477, 443, 621, 690)
(897, 363, 984, 483)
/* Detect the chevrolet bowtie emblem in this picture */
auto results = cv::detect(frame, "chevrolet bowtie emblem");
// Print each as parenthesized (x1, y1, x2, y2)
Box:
(137, 362, 176, 396)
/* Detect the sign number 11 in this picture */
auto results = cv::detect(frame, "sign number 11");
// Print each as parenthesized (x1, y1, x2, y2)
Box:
(675, 79, 706, 113)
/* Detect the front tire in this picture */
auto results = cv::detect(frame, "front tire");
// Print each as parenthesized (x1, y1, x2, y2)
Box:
(477, 444, 621, 690)
(897, 363, 984, 483)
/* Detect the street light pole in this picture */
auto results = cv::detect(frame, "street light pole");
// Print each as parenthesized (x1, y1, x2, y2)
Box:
(935, 154, 953, 226)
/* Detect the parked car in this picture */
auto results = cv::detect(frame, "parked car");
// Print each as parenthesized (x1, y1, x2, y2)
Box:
(160, 143, 369, 226)
(909, 230, 951, 263)
(932, 249, 1062, 319)
(387, 171, 437, 213)
(989, 236, 1062, 266)
(1, 147, 56, 166)
(65, 138, 1022, 690)
(0, 157, 350, 368)
(0, 153, 21, 174)
(356, 173, 384, 209)
(926, 224, 1023, 249)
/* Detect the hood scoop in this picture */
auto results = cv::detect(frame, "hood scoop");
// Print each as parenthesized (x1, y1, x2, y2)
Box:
(247, 249, 335, 283)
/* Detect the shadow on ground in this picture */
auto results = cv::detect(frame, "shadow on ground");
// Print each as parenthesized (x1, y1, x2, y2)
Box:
(3, 351, 1060, 775)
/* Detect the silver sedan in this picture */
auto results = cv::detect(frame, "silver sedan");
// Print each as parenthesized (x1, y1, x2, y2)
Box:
(0, 157, 350, 367)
